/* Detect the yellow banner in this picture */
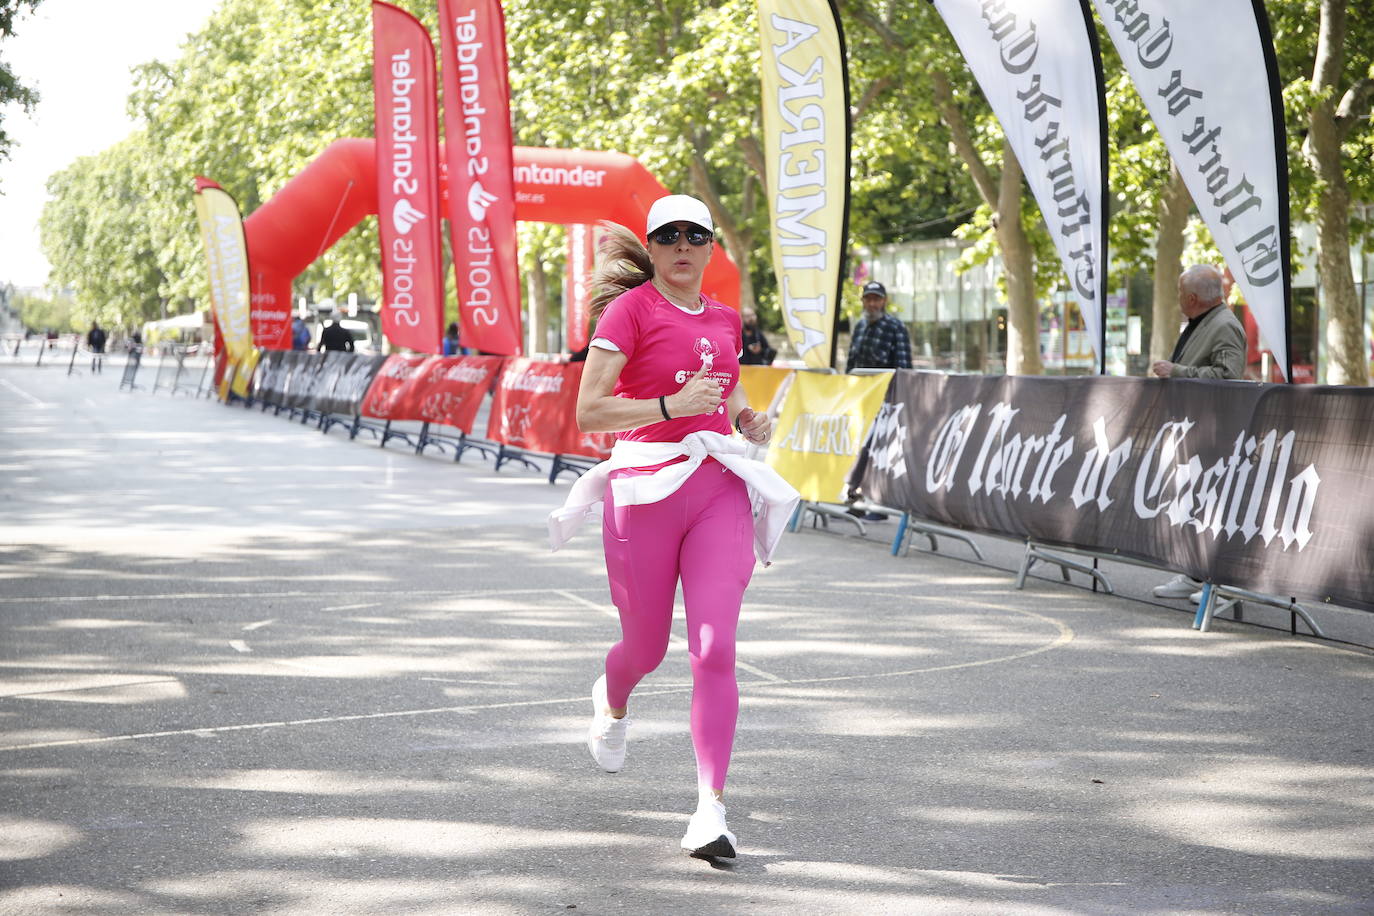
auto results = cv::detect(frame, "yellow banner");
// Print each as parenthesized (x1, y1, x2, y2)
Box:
(739, 365, 793, 413)
(193, 182, 253, 369)
(766, 370, 890, 503)
(757, 1, 849, 369)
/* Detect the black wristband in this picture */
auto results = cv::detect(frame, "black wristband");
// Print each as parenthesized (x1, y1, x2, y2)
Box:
(659, 395, 672, 422)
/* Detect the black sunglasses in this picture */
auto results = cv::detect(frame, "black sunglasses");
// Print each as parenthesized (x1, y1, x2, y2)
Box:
(650, 225, 713, 246)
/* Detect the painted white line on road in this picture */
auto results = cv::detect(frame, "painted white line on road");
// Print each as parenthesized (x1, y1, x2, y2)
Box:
(0, 378, 48, 408)
(0, 688, 689, 752)
(228, 639, 251, 654)
(321, 603, 380, 612)
(0, 587, 1078, 754)
(0, 617, 1070, 753)
(242, 619, 275, 632)
(0, 587, 576, 605)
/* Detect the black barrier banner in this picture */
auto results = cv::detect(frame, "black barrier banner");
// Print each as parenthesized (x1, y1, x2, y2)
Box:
(859, 372, 1374, 612)
(253, 350, 289, 405)
(282, 353, 326, 410)
(317, 353, 387, 417)
(251, 351, 386, 415)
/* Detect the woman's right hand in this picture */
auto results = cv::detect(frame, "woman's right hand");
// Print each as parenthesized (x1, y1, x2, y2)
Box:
(667, 363, 722, 417)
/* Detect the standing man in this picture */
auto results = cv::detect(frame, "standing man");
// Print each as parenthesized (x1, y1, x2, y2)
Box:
(291, 315, 311, 351)
(86, 321, 107, 373)
(739, 309, 775, 365)
(845, 281, 912, 522)
(1151, 264, 1246, 601)
(846, 281, 912, 372)
(316, 311, 354, 353)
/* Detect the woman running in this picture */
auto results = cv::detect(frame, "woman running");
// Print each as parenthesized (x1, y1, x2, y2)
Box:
(549, 194, 798, 858)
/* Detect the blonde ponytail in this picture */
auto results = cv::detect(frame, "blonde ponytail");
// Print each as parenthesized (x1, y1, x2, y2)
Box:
(588, 222, 653, 327)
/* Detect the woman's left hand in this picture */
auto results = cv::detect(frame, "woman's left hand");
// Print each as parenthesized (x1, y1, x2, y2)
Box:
(735, 407, 771, 445)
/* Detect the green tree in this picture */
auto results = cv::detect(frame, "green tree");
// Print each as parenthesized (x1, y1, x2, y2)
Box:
(0, 0, 43, 174)
(846, 1, 1052, 374)
(40, 134, 170, 329)
(506, 0, 773, 318)
(1279, 0, 1374, 383)
(11, 286, 75, 333)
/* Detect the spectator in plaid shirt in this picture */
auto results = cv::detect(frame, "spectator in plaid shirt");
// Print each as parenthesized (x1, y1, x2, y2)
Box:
(844, 281, 911, 522)
(846, 281, 912, 372)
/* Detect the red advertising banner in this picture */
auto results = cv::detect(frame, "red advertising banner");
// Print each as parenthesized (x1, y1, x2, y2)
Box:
(372, 1, 445, 354)
(438, 0, 522, 356)
(249, 287, 292, 350)
(487, 359, 612, 458)
(415, 354, 505, 432)
(565, 224, 595, 352)
(360, 354, 432, 418)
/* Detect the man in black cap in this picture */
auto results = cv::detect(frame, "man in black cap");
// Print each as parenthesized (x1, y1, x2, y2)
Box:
(844, 280, 912, 522)
(846, 281, 912, 372)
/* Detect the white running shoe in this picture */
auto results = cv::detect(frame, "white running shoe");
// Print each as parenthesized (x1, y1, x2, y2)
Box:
(680, 790, 737, 858)
(1153, 574, 1202, 599)
(586, 675, 628, 772)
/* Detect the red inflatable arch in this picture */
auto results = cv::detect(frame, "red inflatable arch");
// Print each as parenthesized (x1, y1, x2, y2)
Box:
(242, 139, 740, 350)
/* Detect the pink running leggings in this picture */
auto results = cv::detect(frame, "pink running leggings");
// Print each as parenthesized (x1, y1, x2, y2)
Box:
(601, 460, 756, 792)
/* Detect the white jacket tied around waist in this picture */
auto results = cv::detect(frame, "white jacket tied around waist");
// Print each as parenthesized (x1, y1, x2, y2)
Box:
(547, 431, 801, 565)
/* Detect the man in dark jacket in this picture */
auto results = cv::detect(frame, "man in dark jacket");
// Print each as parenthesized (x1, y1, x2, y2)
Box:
(739, 309, 775, 365)
(317, 312, 354, 353)
(86, 321, 107, 373)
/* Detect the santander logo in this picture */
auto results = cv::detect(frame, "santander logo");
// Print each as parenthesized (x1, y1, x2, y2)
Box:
(467, 181, 498, 221)
(392, 199, 427, 235)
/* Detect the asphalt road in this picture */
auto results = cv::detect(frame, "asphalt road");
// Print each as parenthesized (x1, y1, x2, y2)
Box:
(2, 358, 1373, 915)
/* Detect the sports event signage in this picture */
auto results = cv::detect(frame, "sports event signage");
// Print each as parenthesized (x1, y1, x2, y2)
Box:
(933, 0, 1109, 369)
(487, 359, 612, 459)
(192, 178, 255, 398)
(1091, 0, 1291, 380)
(767, 370, 890, 502)
(439, 0, 523, 355)
(858, 372, 1374, 611)
(372, 1, 446, 354)
(756, 0, 850, 369)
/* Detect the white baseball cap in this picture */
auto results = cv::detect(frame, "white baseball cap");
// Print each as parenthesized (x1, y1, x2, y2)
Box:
(645, 194, 713, 237)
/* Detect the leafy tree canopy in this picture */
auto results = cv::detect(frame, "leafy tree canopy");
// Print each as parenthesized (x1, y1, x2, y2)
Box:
(0, 0, 43, 171)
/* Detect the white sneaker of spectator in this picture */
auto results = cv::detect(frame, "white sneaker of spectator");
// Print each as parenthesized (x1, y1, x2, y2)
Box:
(1153, 574, 1202, 599)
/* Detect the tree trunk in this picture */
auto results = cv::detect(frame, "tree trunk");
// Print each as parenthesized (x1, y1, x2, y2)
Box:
(525, 262, 548, 356)
(996, 143, 1041, 376)
(689, 151, 756, 315)
(1307, 0, 1367, 384)
(1151, 162, 1192, 362)
(930, 75, 1039, 374)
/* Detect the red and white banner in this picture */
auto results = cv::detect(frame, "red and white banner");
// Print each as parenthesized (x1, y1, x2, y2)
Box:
(438, 0, 522, 355)
(361, 353, 432, 418)
(487, 359, 612, 458)
(565, 224, 596, 353)
(361, 353, 505, 434)
(372, 1, 445, 354)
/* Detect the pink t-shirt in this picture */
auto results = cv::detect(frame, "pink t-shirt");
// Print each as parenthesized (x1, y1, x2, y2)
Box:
(593, 281, 742, 443)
